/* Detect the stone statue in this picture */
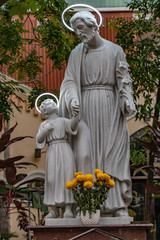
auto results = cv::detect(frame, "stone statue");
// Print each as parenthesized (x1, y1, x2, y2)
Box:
(36, 99, 78, 218)
(59, 11, 135, 217)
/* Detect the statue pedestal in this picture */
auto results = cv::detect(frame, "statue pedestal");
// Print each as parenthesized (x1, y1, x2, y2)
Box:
(29, 219, 153, 240)
(45, 216, 133, 226)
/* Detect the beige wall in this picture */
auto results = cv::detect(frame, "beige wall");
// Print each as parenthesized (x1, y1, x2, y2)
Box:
(9, 95, 46, 173)
(127, 115, 147, 136)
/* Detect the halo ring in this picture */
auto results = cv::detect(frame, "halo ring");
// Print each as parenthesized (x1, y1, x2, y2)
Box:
(61, 4, 102, 32)
(35, 93, 59, 114)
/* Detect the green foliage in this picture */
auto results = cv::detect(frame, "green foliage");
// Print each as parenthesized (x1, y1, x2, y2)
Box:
(110, 0, 160, 121)
(0, 0, 78, 73)
(127, 0, 160, 19)
(131, 117, 160, 177)
(0, 0, 79, 121)
(130, 141, 146, 165)
(0, 19, 25, 66)
(0, 13, 41, 80)
(118, 1, 160, 223)
(7, 49, 42, 81)
(0, 231, 18, 239)
(0, 74, 25, 122)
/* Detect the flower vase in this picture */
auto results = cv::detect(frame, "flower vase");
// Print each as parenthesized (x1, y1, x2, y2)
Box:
(80, 210, 100, 225)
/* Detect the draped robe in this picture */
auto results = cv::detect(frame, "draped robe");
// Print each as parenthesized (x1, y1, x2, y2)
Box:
(36, 118, 77, 206)
(59, 40, 135, 213)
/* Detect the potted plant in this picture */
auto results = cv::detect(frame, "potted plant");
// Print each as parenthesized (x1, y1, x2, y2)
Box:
(66, 169, 115, 225)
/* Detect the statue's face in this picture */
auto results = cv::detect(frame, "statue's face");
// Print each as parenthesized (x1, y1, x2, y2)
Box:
(72, 19, 96, 44)
(41, 101, 57, 118)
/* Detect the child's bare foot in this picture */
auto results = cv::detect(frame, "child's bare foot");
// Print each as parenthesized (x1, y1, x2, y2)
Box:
(45, 206, 58, 219)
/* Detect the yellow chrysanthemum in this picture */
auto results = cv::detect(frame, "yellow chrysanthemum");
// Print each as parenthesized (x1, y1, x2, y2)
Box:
(65, 181, 73, 189)
(85, 174, 93, 181)
(71, 179, 78, 188)
(97, 173, 106, 181)
(76, 174, 86, 182)
(94, 169, 103, 175)
(83, 181, 93, 189)
(107, 179, 115, 188)
(74, 172, 82, 177)
(103, 173, 111, 181)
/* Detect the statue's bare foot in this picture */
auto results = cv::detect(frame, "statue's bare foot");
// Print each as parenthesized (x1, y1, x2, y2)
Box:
(114, 209, 129, 217)
(63, 205, 73, 218)
(45, 207, 58, 219)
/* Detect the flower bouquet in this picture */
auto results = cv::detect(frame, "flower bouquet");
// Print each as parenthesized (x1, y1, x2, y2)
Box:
(66, 169, 115, 218)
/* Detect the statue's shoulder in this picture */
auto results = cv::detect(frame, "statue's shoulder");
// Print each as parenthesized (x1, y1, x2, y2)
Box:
(38, 120, 47, 129)
(41, 120, 47, 126)
(104, 40, 123, 53)
(71, 43, 83, 55)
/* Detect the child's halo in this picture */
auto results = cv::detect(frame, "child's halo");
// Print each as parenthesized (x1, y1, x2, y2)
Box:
(35, 93, 59, 114)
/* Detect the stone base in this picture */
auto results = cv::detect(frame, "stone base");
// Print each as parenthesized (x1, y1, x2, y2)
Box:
(45, 216, 133, 226)
(29, 222, 153, 240)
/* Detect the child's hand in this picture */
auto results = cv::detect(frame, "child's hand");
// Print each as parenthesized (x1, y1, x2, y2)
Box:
(70, 98, 80, 117)
(45, 122, 54, 132)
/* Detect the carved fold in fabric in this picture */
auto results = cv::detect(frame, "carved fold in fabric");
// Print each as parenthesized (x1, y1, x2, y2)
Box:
(119, 61, 129, 69)
(117, 61, 135, 117)
(117, 61, 132, 86)
(121, 75, 132, 85)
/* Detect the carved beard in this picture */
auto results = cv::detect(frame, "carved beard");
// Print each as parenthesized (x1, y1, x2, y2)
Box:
(81, 28, 96, 44)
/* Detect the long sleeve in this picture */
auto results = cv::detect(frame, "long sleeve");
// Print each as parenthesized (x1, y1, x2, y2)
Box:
(59, 44, 83, 119)
(36, 123, 46, 149)
(64, 118, 78, 136)
(59, 51, 79, 117)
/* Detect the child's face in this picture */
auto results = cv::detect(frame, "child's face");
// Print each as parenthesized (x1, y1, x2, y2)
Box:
(41, 101, 57, 118)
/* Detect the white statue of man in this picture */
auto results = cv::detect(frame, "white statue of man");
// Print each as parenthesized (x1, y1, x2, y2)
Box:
(59, 11, 135, 217)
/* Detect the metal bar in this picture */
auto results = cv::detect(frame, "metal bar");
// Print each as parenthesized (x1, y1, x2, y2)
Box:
(69, 228, 97, 240)
(69, 227, 125, 240)
(38, 208, 40, 225)
(28, 192, 31, 240)
(95, 228, 125, 240)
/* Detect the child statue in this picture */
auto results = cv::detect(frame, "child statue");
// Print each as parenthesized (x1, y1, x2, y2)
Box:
(36, 99, 78, 218)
